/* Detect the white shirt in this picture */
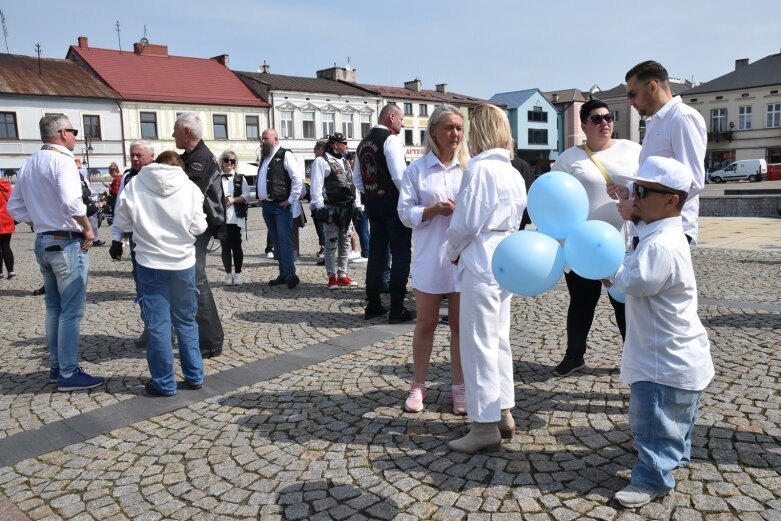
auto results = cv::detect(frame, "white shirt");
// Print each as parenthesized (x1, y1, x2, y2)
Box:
(353, 125, 407, 193)
(640, 96, 707, 243)
(310, 152, 357, 209)
(220, 170, 251, 228)
(258, 145, 304, 206)
(7, 144, 87, 233)
(446, 149, 527, 283)
(398, 151, 464, 294)
(610, 216, 714, 391)
(552, 140, 641, 231)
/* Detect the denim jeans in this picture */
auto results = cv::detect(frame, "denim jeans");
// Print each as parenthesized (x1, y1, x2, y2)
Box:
(262, 201, 295, 278)
(629, 381, 702, 493)
(136, 264, 203, 394)
(34, 233, 89, 376)
(352, 210, 369, 258)
(365, 197, 411, 296)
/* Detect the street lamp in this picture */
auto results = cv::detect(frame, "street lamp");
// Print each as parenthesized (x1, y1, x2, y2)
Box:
(82, 137, 94, 179)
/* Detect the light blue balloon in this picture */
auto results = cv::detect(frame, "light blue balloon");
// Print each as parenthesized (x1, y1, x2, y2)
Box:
(607, 286, 626, 304)
(491, 230, 566, 297)
(527, 171, 589, 240)
(563, 220, 626, 280)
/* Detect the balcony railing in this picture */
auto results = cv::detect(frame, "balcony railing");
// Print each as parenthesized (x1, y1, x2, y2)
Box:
(707, 131, 733, 143)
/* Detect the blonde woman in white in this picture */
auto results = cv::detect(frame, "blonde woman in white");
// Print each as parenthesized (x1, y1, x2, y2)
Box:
(398, 105, 469, 414)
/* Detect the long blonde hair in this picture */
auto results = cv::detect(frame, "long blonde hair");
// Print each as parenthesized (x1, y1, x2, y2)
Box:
(468, 104, 514, 159)
(424, 105, 469, 170)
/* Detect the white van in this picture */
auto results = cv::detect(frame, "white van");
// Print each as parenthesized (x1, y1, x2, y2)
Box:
(708, 159, 767, 183)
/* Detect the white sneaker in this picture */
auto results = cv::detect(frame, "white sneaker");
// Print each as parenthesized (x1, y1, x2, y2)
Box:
(233, 273, 242, 285)
(225, 273, 234, 285)
(348, 250, 361, 261)
(351, 256, 368, 264)
(266, 252, 274, 259)
(613, 484, 663, 508)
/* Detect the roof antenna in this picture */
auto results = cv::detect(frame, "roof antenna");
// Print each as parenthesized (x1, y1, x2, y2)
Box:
(34, 43, 42, 74)
(0, 10, 9, 54)
(115, 20, 122, 52)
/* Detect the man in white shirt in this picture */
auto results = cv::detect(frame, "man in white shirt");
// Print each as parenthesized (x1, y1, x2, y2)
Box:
(604, 156, 714, 508)
(353, 104, 414, 323)
(7, 114, 104, 391)
(258, 129, 304, 289)
(624, 60, 707, 244)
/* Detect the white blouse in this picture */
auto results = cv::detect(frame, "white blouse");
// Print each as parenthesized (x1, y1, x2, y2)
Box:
(398, 151, 463, 294)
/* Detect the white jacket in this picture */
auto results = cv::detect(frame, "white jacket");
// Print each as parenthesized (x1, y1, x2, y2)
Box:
(115, 163, 207, 270)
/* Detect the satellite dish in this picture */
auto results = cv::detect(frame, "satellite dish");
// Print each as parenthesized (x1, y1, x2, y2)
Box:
(140, 37, 149, 47)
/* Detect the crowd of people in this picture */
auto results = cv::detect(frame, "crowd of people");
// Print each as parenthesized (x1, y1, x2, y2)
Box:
(3, 60, 714, 509)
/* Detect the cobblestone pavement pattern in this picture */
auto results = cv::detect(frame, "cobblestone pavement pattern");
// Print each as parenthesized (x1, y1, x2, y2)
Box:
(0, 210, 779, 520)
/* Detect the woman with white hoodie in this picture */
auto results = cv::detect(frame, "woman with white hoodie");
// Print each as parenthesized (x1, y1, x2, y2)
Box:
(115, 151, 207, 396)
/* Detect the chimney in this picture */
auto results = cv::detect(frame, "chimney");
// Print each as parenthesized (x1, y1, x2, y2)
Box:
(211, 54, 229, 67)
(259, 60, 270, 74)
(77, 36, 88, 49)
(552, 93, 560, 102)
(435, 83, 448, 93)
(133, 41, 169, 57)
(735, 58, 749, 69)
(316, 64, 357, 83)
(404, 78, 422, 92)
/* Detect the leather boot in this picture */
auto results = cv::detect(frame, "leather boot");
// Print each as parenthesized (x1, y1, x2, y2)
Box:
(447, 422, 501, 453)
(389, 293, 416, 324)
(499, 409, 515, 440)
(364, 291, 387, 319)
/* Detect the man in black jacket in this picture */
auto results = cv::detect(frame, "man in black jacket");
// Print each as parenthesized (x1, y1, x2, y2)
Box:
(173, 112, 225, 358)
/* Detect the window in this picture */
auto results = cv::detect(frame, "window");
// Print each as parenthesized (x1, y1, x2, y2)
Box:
(360, 113, 371, 137)
(528, 129, 548, 145)
(342, 114, 354, 139)
(245, 115, 259, 140)
(0, 112, 18, 139)
(404, 129, 414, 146)
(613, 110, 619, 122)
(322, 112, 335, 137)
(768, 103, 781, 128)
(710, 108, 727, 132)
(140, 112, 158, 140)
(303, 111, 315, 139)
(279, 110, 293, 138)
(527, 106, 548, 122)
(420, 130, 427, 145)
(403, 103, 414, 116)
(738, 106, 752, 130)
(213, 114, 228, 139)
(419, 104, 428, 117)
(82, 115, 101, 140)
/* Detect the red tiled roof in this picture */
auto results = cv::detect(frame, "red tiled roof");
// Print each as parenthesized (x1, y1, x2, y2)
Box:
(0, 54, 119, 99)
(67, 45, 269, 107)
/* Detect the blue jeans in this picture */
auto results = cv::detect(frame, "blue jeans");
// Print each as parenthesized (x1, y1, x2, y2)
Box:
(35, 233, 89, 376)
(629, 381, 702, 493)
(136, 264, 203, 395)
(262, 201, 295, 278)
(365, 197, 411, 296)
(352, 210, 369, 258)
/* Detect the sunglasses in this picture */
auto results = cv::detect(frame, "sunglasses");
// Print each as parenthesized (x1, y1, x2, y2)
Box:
(61, 128, 79, 137)
(633, 184, 675, 199)
(589, 114, 614, 124)
(222, 158, 236, 164)
(626, 80, 655, 100)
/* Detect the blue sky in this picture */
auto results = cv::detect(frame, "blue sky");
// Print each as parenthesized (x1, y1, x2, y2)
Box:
(3, 1, 780, 99)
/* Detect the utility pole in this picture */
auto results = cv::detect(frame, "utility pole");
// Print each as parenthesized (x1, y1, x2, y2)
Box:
(34, 43, 42, 74)
(115, 20, 121, 52)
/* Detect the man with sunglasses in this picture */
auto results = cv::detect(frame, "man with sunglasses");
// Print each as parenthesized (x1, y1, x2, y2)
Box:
(622, 61, 706, 244)
(8, 114, 104, 391)
(603, 156, 713, 508)
(549, 99, 641, 377)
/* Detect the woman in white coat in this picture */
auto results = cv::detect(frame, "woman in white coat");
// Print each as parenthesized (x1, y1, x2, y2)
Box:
(445, 104, 528, 453)
(397, 105, 469, 415)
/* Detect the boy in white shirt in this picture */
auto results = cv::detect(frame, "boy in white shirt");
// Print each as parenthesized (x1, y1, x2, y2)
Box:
(605, 156, 714, 508)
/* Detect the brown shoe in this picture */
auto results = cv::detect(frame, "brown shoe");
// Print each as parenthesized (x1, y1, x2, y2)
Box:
(499, 409, 515, 439)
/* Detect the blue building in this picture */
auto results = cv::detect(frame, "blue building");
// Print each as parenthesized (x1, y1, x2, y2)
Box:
(490, 88, 560, 171)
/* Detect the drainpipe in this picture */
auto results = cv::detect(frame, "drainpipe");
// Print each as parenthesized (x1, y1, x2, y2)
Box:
(116, 100, 127, 166)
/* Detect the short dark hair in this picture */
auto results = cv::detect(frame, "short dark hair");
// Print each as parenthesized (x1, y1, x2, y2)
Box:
(579, 99, 609, 123)
(155, 150, 185, 169)
(672, 188, 688, 210)
(625, 60, 669, 83)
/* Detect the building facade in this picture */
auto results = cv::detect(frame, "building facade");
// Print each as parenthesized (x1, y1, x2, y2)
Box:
(544, 89, 587, 150)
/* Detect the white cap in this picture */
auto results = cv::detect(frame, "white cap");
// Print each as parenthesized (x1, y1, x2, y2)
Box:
(611, 156, 692, 192)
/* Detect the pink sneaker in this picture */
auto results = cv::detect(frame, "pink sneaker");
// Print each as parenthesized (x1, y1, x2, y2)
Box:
(451, 384, 467, 415)
(404, 382, 426, 412)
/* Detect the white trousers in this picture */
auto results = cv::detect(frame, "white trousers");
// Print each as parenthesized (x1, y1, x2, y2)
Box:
(459, 269, 515, 422)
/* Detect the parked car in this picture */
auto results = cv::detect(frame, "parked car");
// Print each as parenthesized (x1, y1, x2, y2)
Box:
(707, 159, 767, 183)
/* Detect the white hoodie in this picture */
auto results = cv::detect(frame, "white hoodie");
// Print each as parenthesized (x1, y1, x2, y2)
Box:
(115, 163, 207, 270)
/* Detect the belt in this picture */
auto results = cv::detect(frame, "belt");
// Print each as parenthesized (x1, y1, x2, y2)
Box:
(39, 231, 85, 239)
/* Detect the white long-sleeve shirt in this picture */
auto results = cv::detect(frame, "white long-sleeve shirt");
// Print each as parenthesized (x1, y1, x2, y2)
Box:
(446, 149, 527, 283)
(353, 125, 407, 193)
(640, 96, 707, 244)
(610, 216, 714, 391)
(258, 145, 303, 206)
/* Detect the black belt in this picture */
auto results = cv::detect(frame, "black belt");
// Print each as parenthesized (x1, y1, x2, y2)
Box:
(39, 231, 84, 239)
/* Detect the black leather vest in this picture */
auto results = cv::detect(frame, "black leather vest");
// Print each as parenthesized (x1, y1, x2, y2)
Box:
(231, 174, 248, 218)
(265, 147, 292, 201)
(323, 154, 356, 206)
(356, 127, 398, 200)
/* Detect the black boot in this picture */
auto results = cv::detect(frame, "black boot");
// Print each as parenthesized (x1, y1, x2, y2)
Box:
(389, 293, 416, 324)
(364, 291, 387, 319)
